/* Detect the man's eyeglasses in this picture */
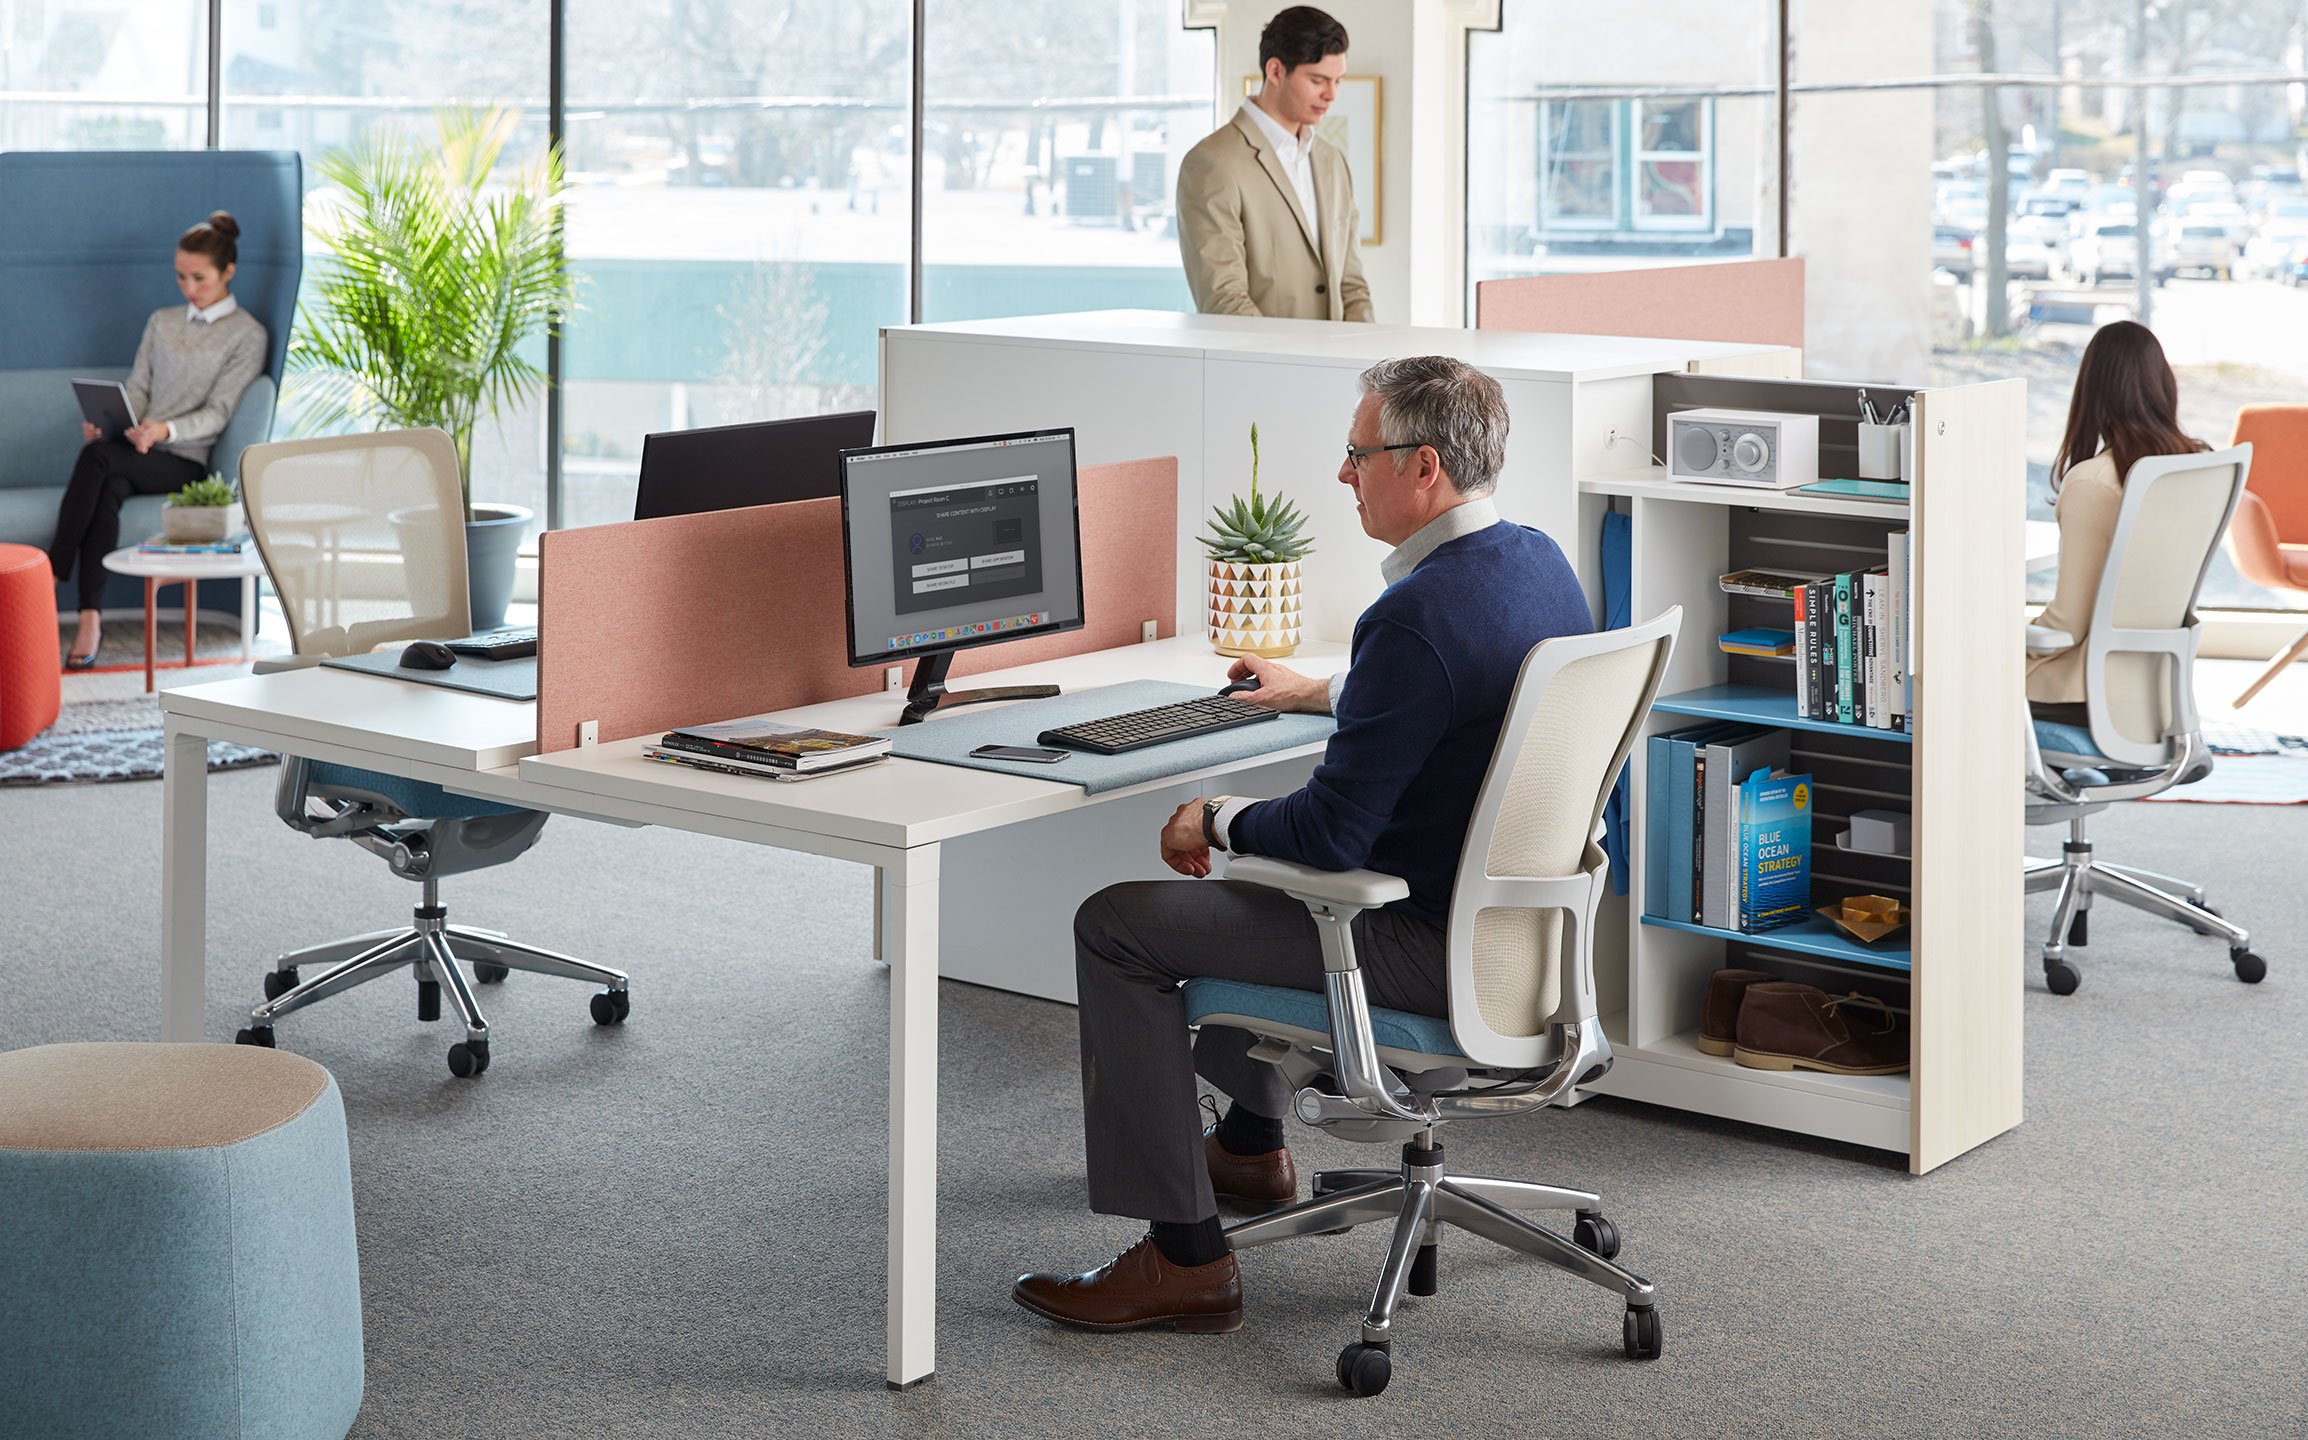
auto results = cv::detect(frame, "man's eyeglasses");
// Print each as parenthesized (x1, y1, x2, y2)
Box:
(1344, 441, 1427, 471)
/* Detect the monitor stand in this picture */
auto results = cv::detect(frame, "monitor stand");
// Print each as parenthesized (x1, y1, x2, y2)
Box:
(897, 650, 1059, 726)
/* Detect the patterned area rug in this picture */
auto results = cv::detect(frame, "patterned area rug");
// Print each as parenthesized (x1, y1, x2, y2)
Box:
(2145, 726, 2308, 805)
(0, 695, 278, 787)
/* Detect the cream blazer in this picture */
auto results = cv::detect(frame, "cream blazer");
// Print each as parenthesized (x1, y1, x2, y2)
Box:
(1175, 108, 1373, 323)
(2028, 451, 2122, 706)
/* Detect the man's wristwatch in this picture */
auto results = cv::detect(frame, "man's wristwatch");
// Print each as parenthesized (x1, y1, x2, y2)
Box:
(1201, 795, 1234, 850)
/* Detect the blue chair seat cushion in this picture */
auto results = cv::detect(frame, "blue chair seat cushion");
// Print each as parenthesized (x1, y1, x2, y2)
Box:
(1184, 978, 1464, 1061)
(2032, 718, 2116, 787)
(308, 760, 530, 821)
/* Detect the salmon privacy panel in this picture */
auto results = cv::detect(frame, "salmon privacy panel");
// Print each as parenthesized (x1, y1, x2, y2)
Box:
(536, 455, 1179, 753)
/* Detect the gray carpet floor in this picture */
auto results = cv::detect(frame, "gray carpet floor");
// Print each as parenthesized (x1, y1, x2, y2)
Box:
(5, 766, 2306, 1438)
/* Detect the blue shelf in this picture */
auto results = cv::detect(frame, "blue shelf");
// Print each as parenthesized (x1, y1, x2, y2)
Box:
(1653, 685, 1913, 744)
(1641, 913, 1912, 973)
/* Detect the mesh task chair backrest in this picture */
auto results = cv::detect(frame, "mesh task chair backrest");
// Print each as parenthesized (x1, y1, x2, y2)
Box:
(2081, 445, 2250, 767)
(242, 430, 471, 660)
(1444, 607, 1679, 1070)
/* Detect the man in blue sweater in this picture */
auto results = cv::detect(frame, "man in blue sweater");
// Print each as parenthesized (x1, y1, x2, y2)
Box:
(1014, 355, 1594, 1334)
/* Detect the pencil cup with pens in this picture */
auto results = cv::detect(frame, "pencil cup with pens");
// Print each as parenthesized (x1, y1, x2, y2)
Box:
(1856, 389, 1907, 482)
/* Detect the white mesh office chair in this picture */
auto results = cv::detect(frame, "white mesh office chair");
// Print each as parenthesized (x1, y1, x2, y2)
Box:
(234, 429, 628, 1077)
(2025, 445, 2266, 995)
(1185, 607, 1679, 1397)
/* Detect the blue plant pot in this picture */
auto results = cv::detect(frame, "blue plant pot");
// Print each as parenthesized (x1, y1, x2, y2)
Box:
(464, 504, 530, 632)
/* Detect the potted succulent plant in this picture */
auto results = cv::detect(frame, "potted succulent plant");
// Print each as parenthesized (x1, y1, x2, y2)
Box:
(160, 474, 244, 545)
(289, 106, 574, 631)
(1202, 423, 1313, 658)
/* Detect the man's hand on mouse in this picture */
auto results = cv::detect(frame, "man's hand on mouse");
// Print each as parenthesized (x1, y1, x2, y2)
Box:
(1224, 655, 1329, 714)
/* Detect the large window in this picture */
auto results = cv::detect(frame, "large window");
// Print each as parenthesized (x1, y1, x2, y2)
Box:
(1467, 1, 1771, 304)
(0, 0, 207, 149)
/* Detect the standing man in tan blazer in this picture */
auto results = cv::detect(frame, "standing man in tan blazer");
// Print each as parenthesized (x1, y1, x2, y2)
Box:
(1176, 7, 1374, 323)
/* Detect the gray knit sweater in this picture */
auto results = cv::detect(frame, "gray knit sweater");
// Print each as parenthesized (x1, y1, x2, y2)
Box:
(123, 303, 268, 467)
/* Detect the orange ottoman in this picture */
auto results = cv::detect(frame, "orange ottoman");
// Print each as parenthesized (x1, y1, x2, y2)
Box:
(0, 543, 62, 750)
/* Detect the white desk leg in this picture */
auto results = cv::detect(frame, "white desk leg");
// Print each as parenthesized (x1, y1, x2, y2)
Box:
(161, 719, 210, 1041)
(872, 867, 886, 963)
(240, 573, 255, 662)
(883, 843, 939, 1388)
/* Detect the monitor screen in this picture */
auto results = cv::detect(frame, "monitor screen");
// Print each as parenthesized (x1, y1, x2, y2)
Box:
(840, 428, 1084, 668)
(633, 410, 876, 521)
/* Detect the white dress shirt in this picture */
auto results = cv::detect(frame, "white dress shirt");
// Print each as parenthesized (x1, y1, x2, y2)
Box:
(187, 294, 241, 325)
(1238, 100, 1321, 254)
(1211, 497, 1505, 848)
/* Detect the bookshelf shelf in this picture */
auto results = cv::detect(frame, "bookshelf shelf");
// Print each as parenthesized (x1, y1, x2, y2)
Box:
(1639, 914, 1912, 973)
(1653, 684, 1914, 744)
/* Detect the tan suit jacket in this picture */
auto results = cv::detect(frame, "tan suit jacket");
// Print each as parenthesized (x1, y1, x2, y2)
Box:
(1175, 108, 1373, 322)
(2027, 451, 2120, 705)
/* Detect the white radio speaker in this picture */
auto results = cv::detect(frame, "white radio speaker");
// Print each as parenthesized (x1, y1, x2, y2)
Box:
(1666, 408, 1820, 489)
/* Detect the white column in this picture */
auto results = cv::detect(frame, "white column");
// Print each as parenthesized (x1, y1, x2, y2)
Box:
(160, 720, 209, 1041)
(882, 842, 941, 1388)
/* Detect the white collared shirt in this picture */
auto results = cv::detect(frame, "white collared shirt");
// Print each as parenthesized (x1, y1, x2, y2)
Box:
(186, 294, 240, 325)
(1239, 100, 1321, 254)
(1212, 497, 1505, 848)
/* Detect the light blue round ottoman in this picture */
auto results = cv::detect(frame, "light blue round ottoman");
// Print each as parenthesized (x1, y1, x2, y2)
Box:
(0, 1043, 364, 1440)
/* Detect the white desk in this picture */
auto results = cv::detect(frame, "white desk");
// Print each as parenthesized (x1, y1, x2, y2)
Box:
(157, 637, 1347, 1388)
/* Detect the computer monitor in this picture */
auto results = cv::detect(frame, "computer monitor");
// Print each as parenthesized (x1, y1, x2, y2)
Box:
(839, 427, 1085, 725)
(632, 410, 877, 521)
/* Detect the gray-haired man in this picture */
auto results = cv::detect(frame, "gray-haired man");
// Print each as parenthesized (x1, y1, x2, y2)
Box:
(1013, 356, 1595, 1334)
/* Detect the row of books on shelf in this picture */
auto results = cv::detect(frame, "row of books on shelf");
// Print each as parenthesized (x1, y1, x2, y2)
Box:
(1719, 530, 1911, 731)
(1644, 722, 1812, 934)
(137, 533, 250, 554)
(641, 714, 891, 782)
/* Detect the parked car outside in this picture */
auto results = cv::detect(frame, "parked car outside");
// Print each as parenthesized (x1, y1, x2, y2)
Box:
(1932, 224, 1977, 277)
(2243, 222, 2308, 281)
(2157, 211, 2241, 280)
(2069, 219, 2141, 286)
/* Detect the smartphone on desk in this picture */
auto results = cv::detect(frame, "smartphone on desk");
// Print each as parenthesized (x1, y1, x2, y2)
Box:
(970, 743, 1070, 763)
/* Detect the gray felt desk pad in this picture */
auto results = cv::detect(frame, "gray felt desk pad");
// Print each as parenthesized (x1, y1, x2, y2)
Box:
(320, 650, 539, 701)
(875, 679, 1336, 794)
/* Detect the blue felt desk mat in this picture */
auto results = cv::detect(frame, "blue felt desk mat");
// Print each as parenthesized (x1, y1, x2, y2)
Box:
(875, 679, 1335, 794)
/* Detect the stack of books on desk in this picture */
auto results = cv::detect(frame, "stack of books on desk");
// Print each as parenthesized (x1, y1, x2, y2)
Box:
(644, 716, 891, 782)
(137, 532, 251, 554)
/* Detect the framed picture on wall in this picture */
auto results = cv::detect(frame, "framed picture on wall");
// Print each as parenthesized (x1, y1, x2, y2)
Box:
(1239, 76, 1383, 247)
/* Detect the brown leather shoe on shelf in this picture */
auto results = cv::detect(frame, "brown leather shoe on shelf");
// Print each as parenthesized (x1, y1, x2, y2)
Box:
(1732, 982, 1909, 1076)
(1012, 1235, 1245, 1333)
(1697, 968, 1777, 1056)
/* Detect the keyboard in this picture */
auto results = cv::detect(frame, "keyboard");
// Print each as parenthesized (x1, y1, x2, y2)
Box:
(443, 627, 538, 660)
(1039, 694, 1280, 756)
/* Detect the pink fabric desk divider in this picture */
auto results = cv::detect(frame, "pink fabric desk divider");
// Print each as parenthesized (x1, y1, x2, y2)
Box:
(1473, 257, 1806, 354)
(534, 455, 1178, 754)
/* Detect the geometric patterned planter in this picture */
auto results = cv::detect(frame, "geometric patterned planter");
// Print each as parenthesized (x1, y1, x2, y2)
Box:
(1207, 558, 1302, 658)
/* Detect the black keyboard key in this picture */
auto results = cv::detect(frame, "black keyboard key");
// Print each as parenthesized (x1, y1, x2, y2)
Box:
(1038, 696, 1281, 755)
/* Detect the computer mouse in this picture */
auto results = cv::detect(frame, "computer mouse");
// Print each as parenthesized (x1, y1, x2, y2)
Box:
(400, 640, 458, 671)
(1216, 676, 1262, 699)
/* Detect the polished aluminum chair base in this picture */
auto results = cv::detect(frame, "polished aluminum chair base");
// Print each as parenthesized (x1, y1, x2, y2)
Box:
(237, 876, 629, 1078)
(2024, 813, 2262, 994)
(1226, 1128, 1654, 1360)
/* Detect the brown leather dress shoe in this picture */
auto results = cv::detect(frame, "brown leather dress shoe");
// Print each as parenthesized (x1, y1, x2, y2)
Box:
(1733, 982, 1909, 1075)
(1205, 1131, 1297, 1208)
(1697, 968, 1776, 1056)
(1013, 1235, 1244, 1333)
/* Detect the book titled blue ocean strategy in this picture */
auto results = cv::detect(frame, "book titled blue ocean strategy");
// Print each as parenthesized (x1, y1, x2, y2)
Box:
(1739, 772, 1813, 932)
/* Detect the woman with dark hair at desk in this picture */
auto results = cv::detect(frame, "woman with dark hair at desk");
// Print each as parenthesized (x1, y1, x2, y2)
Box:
(47, 210, 267, 668)
(2028, 319, 2209, 727)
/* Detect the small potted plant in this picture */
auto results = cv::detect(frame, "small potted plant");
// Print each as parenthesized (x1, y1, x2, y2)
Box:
(161, 474, 243, 545)
(1203, 423, 1313, 658)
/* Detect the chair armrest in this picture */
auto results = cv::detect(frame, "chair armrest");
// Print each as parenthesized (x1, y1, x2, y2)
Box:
(1223, 855, 1409, 912)
(2025, 624, 2074, 653)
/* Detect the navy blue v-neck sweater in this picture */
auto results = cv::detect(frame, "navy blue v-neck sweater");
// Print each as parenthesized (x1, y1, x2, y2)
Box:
(1228, 521, 1592, 927)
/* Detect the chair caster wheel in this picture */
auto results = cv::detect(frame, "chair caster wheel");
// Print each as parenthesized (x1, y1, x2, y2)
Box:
(417, 978, 441, 1022)
(473, 962, 509, 984)
(2065, 910, 2088, 946)
(1336, 1341, 1391, 1396)
(2231, 948, 2267, 984)
(589, 989, 631, 1025)
(1574, 1210, 1621, 1260)
(234, 1025, 276, 1048)
(2044, 958, 2082, 995)
(1408, 1241, 1438, 1297)
(447, 1039, 490, 1078)
(1624, 1304, 1663, 1359)
(262, 967, 298, 1001)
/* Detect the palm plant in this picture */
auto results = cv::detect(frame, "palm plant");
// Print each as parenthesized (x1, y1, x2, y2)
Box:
(289, 106, 574, 521)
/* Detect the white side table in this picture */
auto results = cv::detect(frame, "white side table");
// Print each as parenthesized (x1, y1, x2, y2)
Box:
(101, 547, 268, 692)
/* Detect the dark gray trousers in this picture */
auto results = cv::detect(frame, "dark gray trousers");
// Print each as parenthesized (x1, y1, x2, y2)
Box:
(1072, 878, 1447, 1224)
